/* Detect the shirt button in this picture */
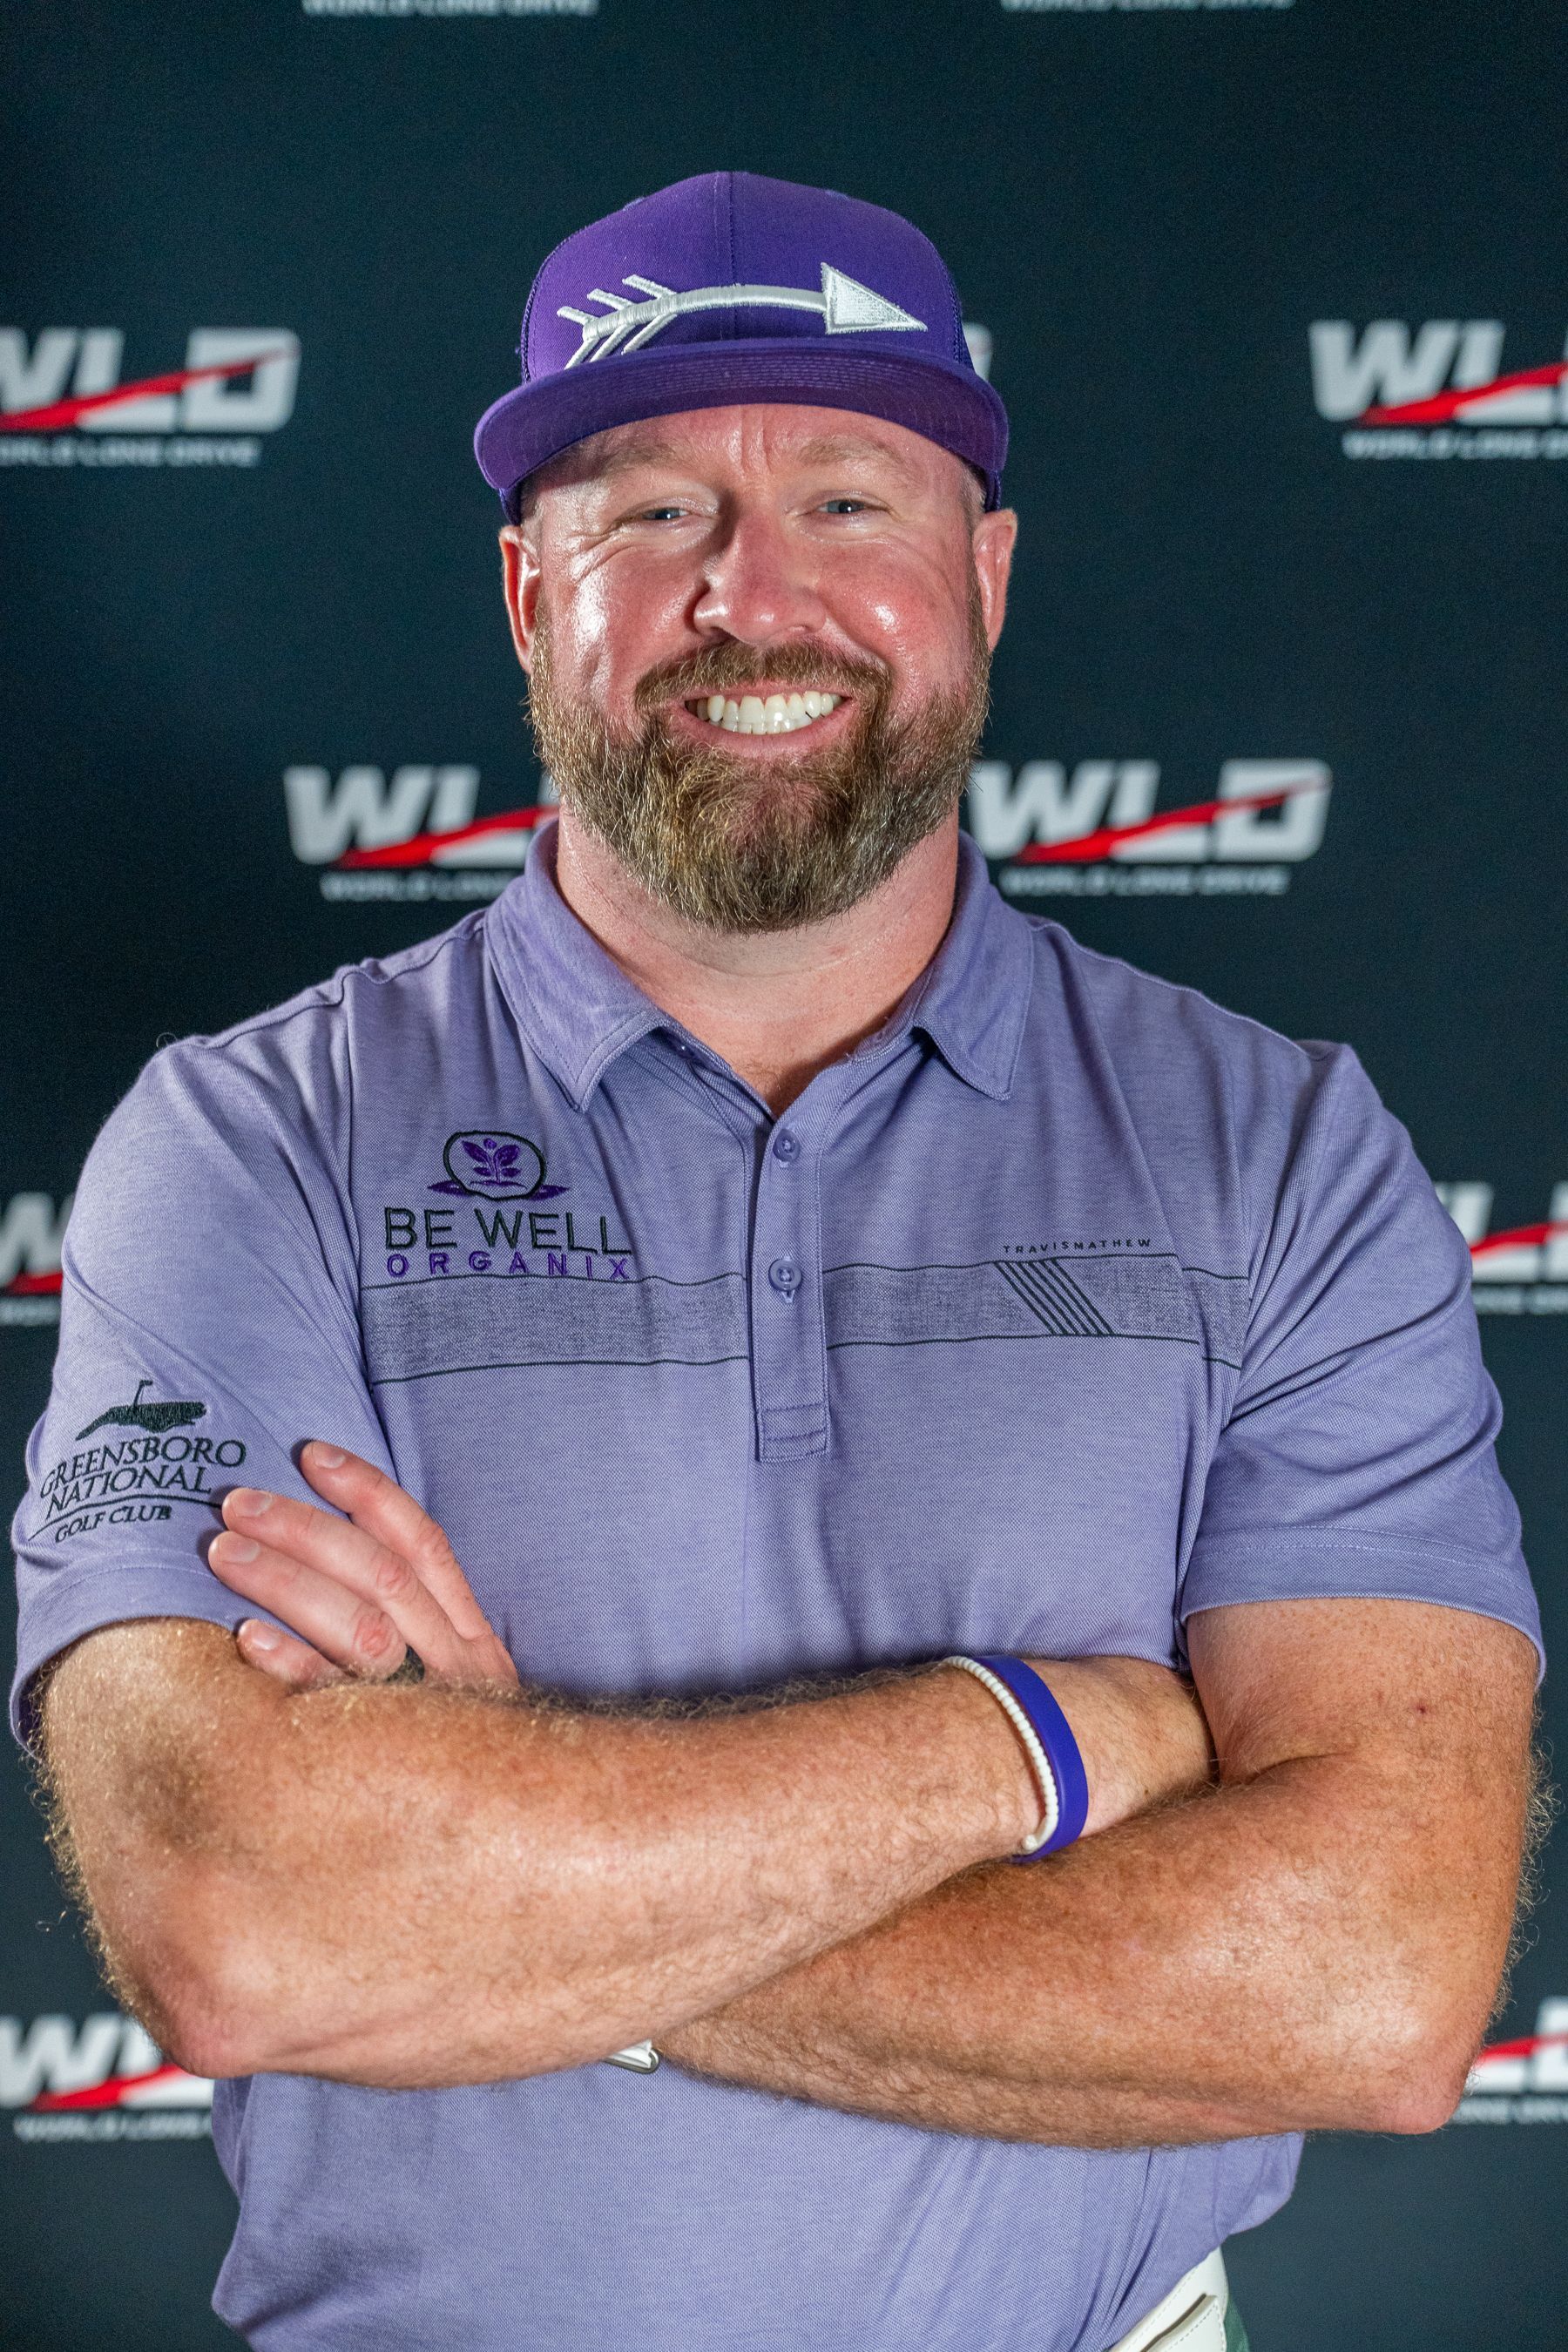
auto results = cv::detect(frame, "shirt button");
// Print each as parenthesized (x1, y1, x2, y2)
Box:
(771, 1126, 801, 1163)
(767, 1255, 802, 1300)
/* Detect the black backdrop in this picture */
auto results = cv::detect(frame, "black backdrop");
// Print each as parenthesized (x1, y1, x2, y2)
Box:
(4, 2, 1567, 2344)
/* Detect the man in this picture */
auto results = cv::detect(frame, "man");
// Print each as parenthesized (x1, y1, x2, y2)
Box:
(11, 173, 1543, 2352)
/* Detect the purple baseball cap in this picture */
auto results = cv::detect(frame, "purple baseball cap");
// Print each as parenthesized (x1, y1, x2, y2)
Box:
(474, 172, 1008, 518)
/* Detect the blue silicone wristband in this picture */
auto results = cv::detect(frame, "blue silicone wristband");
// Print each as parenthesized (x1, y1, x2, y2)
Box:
(968, 1654, 1090, 1858)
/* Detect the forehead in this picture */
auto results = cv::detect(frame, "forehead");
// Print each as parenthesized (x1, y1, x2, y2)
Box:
(533, 403, 965, 498)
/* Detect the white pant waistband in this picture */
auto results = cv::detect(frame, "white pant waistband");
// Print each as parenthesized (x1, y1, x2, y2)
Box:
(1105, 2249, 1228, 2352)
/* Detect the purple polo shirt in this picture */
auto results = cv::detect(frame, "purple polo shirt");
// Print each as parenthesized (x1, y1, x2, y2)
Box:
(11, 824, 1540, 2352)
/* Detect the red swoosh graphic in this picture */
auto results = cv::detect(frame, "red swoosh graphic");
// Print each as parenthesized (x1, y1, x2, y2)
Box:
(1471, 2029, 1568, 2065)
(30, 2063, 203, 2112)
(0, 344, 298, 435)
(337, 805, 548, 869)
(1470, 1220, 1568, 1260)
(1014, 778, 1324, 865)
(1362, 357, 1568, 428)
(3, 1269, 63, 1295)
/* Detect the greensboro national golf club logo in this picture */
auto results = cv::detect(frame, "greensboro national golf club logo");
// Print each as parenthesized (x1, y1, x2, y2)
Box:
(3, 2012, 213, 2145)
(35, 1386, 246, 1547)
(76, 1380, 206, 1440)
(0, 328, 299, 470)
(1312, 319, 1568, 460)
(969, 759, 1331, 899)
(284, 765, 555, 903)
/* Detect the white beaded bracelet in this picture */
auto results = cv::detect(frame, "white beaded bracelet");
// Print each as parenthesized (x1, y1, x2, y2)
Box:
(942, 1654, 1060, 1855)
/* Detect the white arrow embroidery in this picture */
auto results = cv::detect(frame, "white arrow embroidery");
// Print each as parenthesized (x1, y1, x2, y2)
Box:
(557, 263, 923, 367)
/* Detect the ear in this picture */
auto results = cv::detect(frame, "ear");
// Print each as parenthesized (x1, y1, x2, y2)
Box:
(970, 507, 1017, 651)
(498, 525, 542, 673)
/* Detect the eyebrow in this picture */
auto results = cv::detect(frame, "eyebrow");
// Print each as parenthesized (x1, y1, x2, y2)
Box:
(581, 433, 693, 479)
(574, 427, 923, 487)
(790, 433, 920, 479)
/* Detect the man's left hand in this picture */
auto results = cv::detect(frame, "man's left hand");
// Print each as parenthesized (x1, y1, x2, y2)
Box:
(208, 1443, 520, 1695)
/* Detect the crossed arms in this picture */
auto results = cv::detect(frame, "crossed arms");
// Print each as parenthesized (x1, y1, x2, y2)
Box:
(37, 1447, 1538, 2147)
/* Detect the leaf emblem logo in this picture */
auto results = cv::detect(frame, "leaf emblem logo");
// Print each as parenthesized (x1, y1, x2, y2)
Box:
(432, 1131, 564, 1202)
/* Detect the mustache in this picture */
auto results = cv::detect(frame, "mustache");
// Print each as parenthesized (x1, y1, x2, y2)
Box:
(632, 641, 889, 713)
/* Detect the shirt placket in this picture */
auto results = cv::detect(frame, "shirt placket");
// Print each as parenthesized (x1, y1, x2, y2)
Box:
(748, 1097, 828, 1461)
(745, 1052, 883, 1464)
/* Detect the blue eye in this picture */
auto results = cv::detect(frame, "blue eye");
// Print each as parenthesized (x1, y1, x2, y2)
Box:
(821, 497, 868, 515)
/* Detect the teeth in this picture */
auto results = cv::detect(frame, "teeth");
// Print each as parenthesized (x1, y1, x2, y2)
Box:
(698, 690, 841, 735)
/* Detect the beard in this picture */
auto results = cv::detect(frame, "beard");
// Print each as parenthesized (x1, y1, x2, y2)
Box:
(525, 591, 991, 933)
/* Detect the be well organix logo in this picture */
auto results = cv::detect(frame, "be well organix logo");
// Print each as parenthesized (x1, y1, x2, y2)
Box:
(1311, 319, 1568, 460)
(0, 328, 299, 469)
(431, 1132, 564, 1203)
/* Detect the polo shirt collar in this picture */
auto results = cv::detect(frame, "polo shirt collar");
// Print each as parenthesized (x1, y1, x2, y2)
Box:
(486, 818, 1031, 1110)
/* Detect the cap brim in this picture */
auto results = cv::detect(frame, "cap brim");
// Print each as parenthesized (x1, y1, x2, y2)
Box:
(474, 339, 1008, 516)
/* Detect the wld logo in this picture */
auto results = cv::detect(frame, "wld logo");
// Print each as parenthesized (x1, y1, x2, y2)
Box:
(1311, 321, 1568, 458)
(1436, 1183, 1568, 1315)
(1456, 1999, 1568, 2124)
(969, 760, 1330, 900)
(3, 2012, 212, 2144)
(285, 765, 554, 903)
(0, 1193, 69, 1328)
(0, 330, 299, 470)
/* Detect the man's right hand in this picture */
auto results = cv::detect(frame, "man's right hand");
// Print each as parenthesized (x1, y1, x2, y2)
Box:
(1018, 1655, 1213, 1836)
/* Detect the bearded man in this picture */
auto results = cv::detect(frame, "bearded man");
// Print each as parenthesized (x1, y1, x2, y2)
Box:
(12, 174, 1542, 2352)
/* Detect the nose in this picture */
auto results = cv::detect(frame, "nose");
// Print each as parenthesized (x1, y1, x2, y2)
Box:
(692, 505, 828, 645)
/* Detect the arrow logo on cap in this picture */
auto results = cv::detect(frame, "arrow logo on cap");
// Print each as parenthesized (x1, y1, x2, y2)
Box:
(558, 263, 924, 367)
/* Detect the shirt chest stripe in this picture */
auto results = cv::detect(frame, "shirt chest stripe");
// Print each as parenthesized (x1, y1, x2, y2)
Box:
(359, 1257, 1247, 1386)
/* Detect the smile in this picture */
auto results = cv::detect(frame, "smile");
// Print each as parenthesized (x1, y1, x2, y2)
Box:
(686, 690, 843, 736)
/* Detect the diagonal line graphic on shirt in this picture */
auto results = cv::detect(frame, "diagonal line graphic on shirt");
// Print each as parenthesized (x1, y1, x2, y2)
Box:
(996, 1258, 1114, 1337)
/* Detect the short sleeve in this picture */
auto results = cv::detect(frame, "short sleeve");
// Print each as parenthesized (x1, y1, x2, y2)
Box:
(1179, 1044, 1544, 1673)
(10, 1023, 394, 1751)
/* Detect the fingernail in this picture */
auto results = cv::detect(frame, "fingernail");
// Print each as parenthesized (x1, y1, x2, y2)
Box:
(240, 1619, 280, 1652)
(230, 1488, 274, 1516)
(219, 1536, 260, 1563)
(308, 1444, 346, 1470)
